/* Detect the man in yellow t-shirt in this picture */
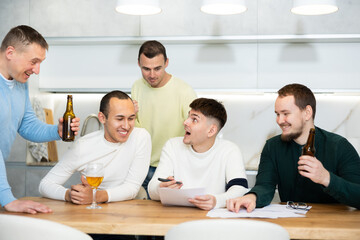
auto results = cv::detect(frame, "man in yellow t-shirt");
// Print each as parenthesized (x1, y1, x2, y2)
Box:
(131, 40, 197, 198)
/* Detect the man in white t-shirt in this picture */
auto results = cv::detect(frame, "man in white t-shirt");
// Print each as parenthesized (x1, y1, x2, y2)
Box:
(39, 91, 151, 204)
(148, 98, 248, 210)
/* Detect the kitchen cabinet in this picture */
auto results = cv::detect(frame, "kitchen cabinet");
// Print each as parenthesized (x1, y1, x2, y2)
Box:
(29, 0, 139, 37)
(25, 167, 81, 197)
(0, 0, 29, 38)
(5, 164, 26, 199)
(2, 0, 359, 38)
(38, 42, 259, 91)
(6, 163, 81, 198)
(257, 0, 360, 35)
(139, 0, 258, 36)
(38, 40, 360, 92)
(257, 42, 360, 90)
(141, 0, 360, 36)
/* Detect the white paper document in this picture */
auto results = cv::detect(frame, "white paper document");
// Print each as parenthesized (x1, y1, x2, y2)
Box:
(159, 187, 206, 207)
(207, 204, 311, 219)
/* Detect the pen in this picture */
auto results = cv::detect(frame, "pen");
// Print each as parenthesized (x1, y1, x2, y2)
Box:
(158, 178, 182, 184)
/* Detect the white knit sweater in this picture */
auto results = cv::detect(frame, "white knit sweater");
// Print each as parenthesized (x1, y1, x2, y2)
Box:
(148, 137, 248, 208)
(39, 128, 151, 202)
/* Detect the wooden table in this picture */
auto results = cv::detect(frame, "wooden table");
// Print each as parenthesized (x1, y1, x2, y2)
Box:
(1, 197, 359, 240)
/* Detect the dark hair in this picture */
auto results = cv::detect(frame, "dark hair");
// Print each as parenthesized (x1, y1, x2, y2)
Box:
(278, 83, 316, 119)
(138, 40, 167, 62)
(100, 90, 131, 118)
(190, 98, 227, 130)
(1, 25, 48, 52)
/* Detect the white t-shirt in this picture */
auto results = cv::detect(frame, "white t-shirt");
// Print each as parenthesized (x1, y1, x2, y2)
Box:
(0, 73, 15, 89)
(148, 137, 248, 208)
(39, 128, 151, 202)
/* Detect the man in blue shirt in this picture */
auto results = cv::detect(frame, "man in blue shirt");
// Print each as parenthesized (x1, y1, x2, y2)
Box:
(0, 25, 80, 214)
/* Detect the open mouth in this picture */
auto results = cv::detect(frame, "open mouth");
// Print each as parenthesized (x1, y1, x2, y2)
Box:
(280, 124, 291, 131)
(185, 131, 191, 136)
(119, 130, 128, 136)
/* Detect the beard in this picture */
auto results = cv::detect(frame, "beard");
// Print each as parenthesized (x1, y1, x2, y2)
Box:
(281, 131, 302, 142)
(280, 123, 304, 142)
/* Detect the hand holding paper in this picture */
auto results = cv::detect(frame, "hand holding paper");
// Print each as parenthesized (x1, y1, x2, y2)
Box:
(159, 187, 206, 207)
(188, 194, 216, 210)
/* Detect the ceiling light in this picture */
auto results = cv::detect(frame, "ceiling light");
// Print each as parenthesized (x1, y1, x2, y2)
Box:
(291, 0, 338, 15)
(115, 0, 161, 16)
(201, 0, 247, 15)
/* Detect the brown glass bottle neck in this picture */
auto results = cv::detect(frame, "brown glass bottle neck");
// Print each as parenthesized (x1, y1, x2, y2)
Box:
(66, 97, 74, 112)
(303, 128, 315, 156)
(306, 129, 315, 145)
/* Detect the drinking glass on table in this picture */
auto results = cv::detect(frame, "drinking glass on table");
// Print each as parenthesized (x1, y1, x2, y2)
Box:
(85, 163, 104, 209)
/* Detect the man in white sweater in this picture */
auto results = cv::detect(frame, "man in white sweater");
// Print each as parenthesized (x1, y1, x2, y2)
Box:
(39, 91, 151, 204)
(148, 98, 248, 210)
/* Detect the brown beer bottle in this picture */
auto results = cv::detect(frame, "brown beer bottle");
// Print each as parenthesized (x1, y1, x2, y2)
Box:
(62, 95, 76, 142)
(302, 128, 316, 156)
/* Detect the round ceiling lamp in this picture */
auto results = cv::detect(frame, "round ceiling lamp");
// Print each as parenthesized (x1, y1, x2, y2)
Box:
(201, 0, 247, 15)
(291, 0, 338, 15)
(115, 0, 161, 16)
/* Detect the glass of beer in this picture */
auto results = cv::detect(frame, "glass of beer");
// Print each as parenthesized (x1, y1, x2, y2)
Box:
(85, 163, 104, 209)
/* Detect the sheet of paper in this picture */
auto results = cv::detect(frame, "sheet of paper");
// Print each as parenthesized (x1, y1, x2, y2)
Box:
(207, 204, 311, 219)
(159, 187, 206, 207)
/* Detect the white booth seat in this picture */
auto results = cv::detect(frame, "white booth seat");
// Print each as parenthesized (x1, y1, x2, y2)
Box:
(165, 219, 290, 240)
(0, 214, 93, 240)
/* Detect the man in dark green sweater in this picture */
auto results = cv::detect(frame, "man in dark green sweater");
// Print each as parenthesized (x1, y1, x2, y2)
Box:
(227, 83, 360, 212)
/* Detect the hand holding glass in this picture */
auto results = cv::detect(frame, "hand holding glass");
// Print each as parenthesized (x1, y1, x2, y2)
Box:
(85, 163, 104, 209)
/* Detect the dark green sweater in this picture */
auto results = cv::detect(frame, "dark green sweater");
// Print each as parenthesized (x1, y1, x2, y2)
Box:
(250, 127, 360, 209)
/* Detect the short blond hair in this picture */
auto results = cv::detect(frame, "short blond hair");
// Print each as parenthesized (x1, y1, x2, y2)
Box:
(1, 25, 48, 52)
